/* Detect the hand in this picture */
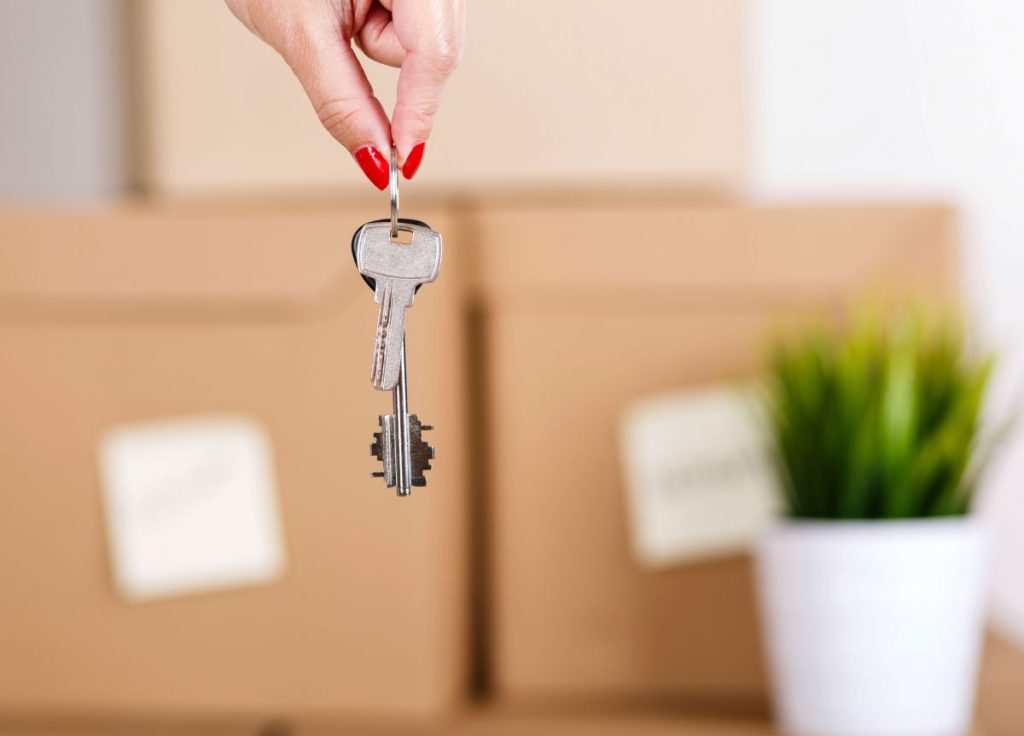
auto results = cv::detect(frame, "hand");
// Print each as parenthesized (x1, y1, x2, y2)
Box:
(225, 0, 464, 189)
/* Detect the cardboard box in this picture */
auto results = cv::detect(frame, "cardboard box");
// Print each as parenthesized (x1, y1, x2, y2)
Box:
(0, 203, 468, 716)
(132, 0, 743, 195)
(0, 197, 963, 718)
(475, 202, 956, 705)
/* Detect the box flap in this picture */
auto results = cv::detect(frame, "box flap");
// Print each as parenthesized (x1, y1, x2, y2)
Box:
(473, 202, 956, 306)
(0, 204, 442, 316)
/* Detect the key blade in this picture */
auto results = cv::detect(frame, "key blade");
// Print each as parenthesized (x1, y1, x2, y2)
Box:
(370, 281, 415, 391)
(392, 341, 414, 496)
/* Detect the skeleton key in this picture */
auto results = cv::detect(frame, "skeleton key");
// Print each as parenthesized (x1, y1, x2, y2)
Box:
(353, 221, 442, 391)
(367, 337, 435, 494)
(370, 390, 435, 493)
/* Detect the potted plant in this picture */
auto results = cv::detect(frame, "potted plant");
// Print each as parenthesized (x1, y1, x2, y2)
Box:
(756, 312, 1003, 736)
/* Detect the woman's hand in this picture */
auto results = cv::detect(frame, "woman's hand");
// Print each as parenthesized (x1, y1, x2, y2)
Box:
(225, 0, 464, 189)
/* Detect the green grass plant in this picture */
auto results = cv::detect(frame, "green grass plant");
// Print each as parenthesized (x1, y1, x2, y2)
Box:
(765, 311, 1000, 519)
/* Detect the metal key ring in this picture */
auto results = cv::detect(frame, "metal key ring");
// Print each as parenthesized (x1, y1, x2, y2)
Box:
(389, 144, 400, 238)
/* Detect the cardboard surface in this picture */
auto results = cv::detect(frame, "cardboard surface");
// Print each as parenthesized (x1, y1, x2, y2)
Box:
(978, 633, 1024, 736)
(132, 1, 743, 195)
(0, 709, 775, 736)
(0, 198, 969, 720)
(0, 205, 469, 716)
(476, 202, 957, 703)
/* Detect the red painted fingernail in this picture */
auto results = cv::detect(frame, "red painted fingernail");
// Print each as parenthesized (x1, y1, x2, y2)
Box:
(402, 142, 426, 180)
(354, 145, 389, 190)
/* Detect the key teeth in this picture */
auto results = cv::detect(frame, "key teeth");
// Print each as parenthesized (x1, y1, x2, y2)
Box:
(409, 414, 435, 488)
(369, 413, 435, 492)
(370, 429, 385, 460)
(369, 415, 397, 488)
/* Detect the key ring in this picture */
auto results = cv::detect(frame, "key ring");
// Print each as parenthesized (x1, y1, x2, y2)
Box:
(389, 144, 400, 238)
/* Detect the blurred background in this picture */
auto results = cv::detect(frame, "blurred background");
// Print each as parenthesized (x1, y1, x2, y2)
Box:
(3, 1, 1024, 734)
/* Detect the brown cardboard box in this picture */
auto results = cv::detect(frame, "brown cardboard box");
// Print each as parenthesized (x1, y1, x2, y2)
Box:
(475, 202, 956, 705)
(0, 204, 468, 716)
(0, 198, 964, 720)
(132, 1, 743, 195)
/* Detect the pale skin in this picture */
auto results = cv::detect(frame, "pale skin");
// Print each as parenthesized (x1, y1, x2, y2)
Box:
(225, 0, 465, 187)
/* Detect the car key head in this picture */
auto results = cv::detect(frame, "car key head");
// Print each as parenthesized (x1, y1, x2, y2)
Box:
(351, 218, 435, 292)
(354, 220, 442, 288)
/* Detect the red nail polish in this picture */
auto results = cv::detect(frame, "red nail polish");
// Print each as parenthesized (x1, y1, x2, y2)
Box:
(354, 146, 389, 190)
(402, 142, 426, 180)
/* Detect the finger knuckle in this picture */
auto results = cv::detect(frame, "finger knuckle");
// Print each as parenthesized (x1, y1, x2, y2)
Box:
(429, 38, 462, 75)
(316, 98, 365, 142)
(398, 99, 439, 128)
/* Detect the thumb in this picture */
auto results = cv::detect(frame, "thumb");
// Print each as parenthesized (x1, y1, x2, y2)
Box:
(391, 47, 458, 178)
(285, 33, 393, 189)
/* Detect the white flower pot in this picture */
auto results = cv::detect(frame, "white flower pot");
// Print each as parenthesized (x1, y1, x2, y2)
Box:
(755, 518, 989, 736)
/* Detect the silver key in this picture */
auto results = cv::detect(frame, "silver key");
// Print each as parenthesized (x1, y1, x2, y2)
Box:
(369, 339, 435, 495)
(354, 145, 440, 497)
(354, 221, 442, 391)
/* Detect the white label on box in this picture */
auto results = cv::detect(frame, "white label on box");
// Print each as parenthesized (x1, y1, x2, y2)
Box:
(98, 416, 286, 601)
(620, 385, 780, 568)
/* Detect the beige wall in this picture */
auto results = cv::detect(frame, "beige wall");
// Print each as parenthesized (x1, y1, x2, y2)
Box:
(135, 0, 744, 196)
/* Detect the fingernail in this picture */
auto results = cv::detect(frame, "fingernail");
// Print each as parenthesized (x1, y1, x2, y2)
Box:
(354, 145, 389, 190)
(402, 142, 426, 180)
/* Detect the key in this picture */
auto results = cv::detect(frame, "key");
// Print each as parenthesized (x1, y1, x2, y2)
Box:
(352, 216, 441, 497)
(353, 220, 442, 391)
(371, 414, 435, 491)
(369, 343, 435, 495)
